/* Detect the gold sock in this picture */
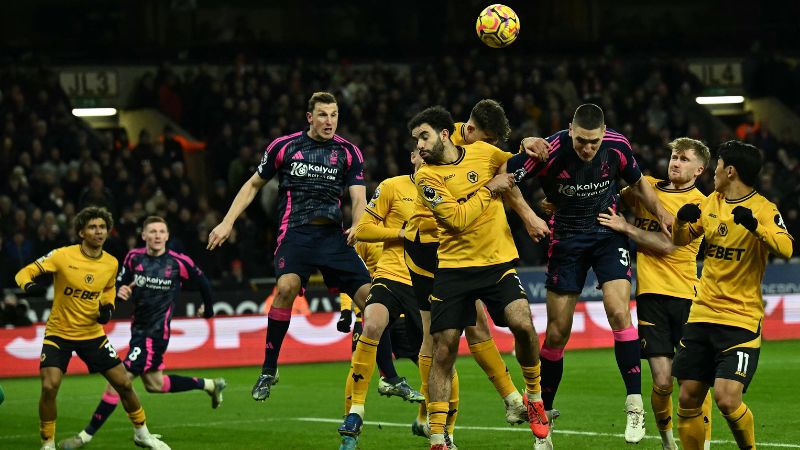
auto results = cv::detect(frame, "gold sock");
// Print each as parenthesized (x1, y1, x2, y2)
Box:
(350, 336, 379, 409)
(520, 362, 542, 395)
(677, 406, 705, 450)
(446, 370, 459, 435)
(40, 420, 56, 443)
(418, 354, 432, 422)
(723, 402, 755, 450)
(127, 407, 146, 428)
(652, 384, 674, 432)
(702, 390, 713, 443)
(469, 338, 517, 398)
(428, 401, 449, 436)
(344, 365, 354, 416)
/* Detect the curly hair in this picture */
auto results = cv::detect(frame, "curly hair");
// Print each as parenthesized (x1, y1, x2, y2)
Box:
(73, 206, 113, 236)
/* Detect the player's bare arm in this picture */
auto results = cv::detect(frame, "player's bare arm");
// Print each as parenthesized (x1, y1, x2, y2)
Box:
(208, 173, 268, 250)
(498, 161, 549, 242)
(598, 207, 675, 255)
(345, 184, 367, 246)
(629, 176, 674, 236)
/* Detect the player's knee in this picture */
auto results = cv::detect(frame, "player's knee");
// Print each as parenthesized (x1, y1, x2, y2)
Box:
(114, 378, 135, 395)
(143, 381, 162, 393)
(713, 392, 741, 415)
(605, 309, 631, 329)
(545, 326, 570, 347)
(362, 320, 386, 341)
(40, 382, 60, 399)
(507, 316, 535, 338)
(678, 390, 704, 409)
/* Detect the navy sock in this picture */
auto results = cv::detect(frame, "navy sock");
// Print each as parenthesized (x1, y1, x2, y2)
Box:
(540, 347, 564, 411)
(262, 308, 291, 375)
(166, 374, 204, 392)
(85, 398, 118, 435)
(376, 329, 398, 380)
(614, 338, 642, 395)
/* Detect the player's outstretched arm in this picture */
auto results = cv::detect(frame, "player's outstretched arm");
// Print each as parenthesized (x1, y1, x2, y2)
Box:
(598, 207, 675, 255)
(629, 177, 674, 236)
(502, 186, 549, 242)
(208, 173, 267, 250)
(345, 185, 367, 246)
(15, 251, 57, 293)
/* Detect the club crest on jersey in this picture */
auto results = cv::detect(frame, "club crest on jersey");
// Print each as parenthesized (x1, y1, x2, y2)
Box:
(329, 151, 339, 166)
(718, 223, 728, 236)
(467, 171, 479, 183)
(85, 274, 94, 284)
(600, 161, 610, 178)
(775, 213, 786, 229)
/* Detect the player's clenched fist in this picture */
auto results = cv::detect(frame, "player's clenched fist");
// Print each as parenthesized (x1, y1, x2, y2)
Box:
(485, 173, 516, 196)
(676, 204, 701, 223)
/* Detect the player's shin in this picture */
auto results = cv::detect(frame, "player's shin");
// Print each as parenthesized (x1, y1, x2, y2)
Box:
(677, 407, 705, 450)
(446, 370, 459, 436)
(349, 336, 379, 417)
(723, 402, 755, 450)
(613, 326, 642, 395)
(539, 344, 564, 410)
(86, 391, 120, 435)
(469, 338, 517, 398)
(262, 307, 292, 375)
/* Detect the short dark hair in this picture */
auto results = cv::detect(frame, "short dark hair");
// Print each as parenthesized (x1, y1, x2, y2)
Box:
(143, 216, 168, 231)
(668, 137, 711, 168)
(470, 99, 511, 142)
(307, 92, 337, 112)
(572, 103, 605, 129)
(407, 106, 455, 137)
(717, 140, 762, 187)
(73, 206, 113, 236)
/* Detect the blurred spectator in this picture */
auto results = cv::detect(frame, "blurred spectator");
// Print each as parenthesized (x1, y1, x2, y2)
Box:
(1, 293, 33, 328)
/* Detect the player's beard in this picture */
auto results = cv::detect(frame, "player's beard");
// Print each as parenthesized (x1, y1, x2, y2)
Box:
(422, 137, 446, 164)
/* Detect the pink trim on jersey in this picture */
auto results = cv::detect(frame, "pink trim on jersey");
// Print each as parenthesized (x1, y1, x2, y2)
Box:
(174, 258, 189, 281)
(334, 135, 364, 163)
(275, 140, 294, 169)
(611, 148, 628, 171)
(547, 215, 558, 258)
(102, 391, 120, 404)
(540, 344, 565, 361)
(604, 131, 631, 146)
(161, 375, 171, 392)
(537, 156, 560, 176)
(275, 191, 293, 253)
(144, 337, 154, 372)
(123, 247, 147, 269)
(168, 250, 197, 280)
(163, 305, 172, 340)
(268, 306, 292, 321)
(613, 325, 638, 342)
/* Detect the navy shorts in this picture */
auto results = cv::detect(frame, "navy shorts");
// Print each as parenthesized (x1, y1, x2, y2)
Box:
(124, 333, 168, 375)
(275, 224, 371, 298)
(546, 231, 632, 294)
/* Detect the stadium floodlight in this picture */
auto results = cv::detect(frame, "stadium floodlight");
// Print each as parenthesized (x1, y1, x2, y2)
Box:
(71, 108, 118, 117)
(695, 96, 745, 105)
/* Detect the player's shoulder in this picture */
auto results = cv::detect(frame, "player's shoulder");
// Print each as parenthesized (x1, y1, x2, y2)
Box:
(266, 131, 305, 149)
(333, 134, 361, 151)
(99, 250, 119, 267)
(167, 249, 196, 265)
(644, 175, 661, 187)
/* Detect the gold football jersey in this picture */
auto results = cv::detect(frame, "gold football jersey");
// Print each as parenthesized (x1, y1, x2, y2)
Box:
(676, 190, 793, 332)
(357, 175, 416, 284)
(415, 141, 517, 268)
(16, 245, 118, 340)
(625, 176, 706, 299)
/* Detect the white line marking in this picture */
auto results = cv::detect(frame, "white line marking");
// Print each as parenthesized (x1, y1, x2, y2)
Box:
(296, 417, 800, 448)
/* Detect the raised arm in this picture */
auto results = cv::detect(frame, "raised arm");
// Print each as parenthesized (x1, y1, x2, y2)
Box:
(598, 207, 675, 256)
(629, 177, 674, 236)
(734, 205, 794, 259)
(208, 172, 267, 250)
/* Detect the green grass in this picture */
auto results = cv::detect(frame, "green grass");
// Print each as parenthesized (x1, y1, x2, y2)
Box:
(2, 341, 799, 449)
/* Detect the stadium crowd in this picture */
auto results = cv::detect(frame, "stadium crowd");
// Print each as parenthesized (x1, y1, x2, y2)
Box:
(2, 54, 799, 296)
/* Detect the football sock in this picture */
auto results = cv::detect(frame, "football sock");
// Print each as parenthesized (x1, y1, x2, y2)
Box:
(446, 370, 459, 435)
(376, 329, 398, 380)
(723, 402, 755, 450)
(344, 365, 354, 416)
(127, 406, 147, 428)
(262, 307, 291, 375)
(351, 322, 362, 352)
(469, 338, 517, 398)
(40, 420, 56, 443)
(613, 326, 642, 395)
(349, 336, 379, 410)
(86, 392, 120, 435)
(520, 362, 542, 398)
(428, 401, 448, 436)
(417, 353, 432, 423)
(702, 391, 713, 445)
(540, 344, 564, 410)
(677, 406, 705, 450)
(652, 384, 674, 432)
(163, 375, 204, 392)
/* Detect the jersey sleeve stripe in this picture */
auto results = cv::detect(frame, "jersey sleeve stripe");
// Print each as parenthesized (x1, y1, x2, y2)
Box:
(334, 135, 364, 164)
(168, 250, 197, 268)
(605, 130, 631, 146)
(611, 148, 629, 171)
(265, 131, 302, 153)
(365, 208, 384, 221)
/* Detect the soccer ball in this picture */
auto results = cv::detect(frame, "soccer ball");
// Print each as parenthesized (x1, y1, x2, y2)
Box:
(476, 4, 520, 48)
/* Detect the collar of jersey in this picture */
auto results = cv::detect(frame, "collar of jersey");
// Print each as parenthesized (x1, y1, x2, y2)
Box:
(440, 146, 466, 165)
(725, 189, 757, 204)
(656, 179, 696, 193)
(79, 245, 103, 260)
